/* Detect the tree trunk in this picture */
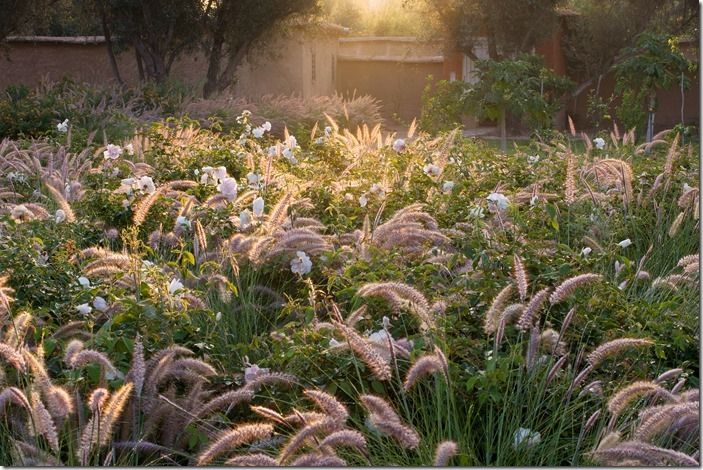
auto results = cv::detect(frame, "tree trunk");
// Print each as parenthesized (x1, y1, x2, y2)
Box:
(100, 5, 123, 86)
(645, 91, 656, 146)
(499, 106, 507, 153)
(135, 44, 144, 82)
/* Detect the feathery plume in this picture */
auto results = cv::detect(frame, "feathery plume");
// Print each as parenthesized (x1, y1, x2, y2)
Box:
(333, 321, 391, 381)
(635, 401, 699, 442)
(516, 288, 551, 332)
(0, 343, 26, 372)
(192, 389, 254, 419)
(513, 254, 528, 300)
(303, 389, 348, 423)
(319, 429, 367, 453)
(587, 338, 653, 368)
(360, 394, 420, 449)
(196, 423, 274, 466)
(357, 282, 433, 331)
(242, 372, 298, 392)
(433, 440, 459, 466)
(225, 454, 278, 466)
(607, 381, 677, 418)
(484, 284, 514, 335)
(278, 418, 338, 464)
(29, 392, 59, 452)
(655, 368, 684, 384)
(591, 440, 698, 466)
(403, 354, 444, 391)
(549, 273, 602, 305)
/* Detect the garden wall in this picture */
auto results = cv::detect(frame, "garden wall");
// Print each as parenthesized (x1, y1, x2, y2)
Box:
(336, 37, 444, 121)
(0, 29, 341, 99)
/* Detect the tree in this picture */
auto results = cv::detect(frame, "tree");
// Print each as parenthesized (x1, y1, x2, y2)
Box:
(200, 0, 319, 98)
(614, 33, 696, 143)
(413, 0, 563, 61)
(0, 0, 61, 42)
(562, 0, 699, 93)
(462, 54, 573, 151)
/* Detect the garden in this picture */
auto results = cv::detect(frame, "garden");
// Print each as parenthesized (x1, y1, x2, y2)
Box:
(0, 0, 699, 467)
(0, 77, 698, 466)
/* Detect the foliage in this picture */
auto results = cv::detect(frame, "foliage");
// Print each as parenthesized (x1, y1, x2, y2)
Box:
(0, 97, 699, 466)
(462, 54, 573, 146)
(419, 77, 467, 134)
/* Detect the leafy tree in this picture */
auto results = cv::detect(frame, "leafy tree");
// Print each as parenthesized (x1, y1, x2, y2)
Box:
(562, 0, 699, 94)
(463, 54, 573, 151)
(413, 0, 563, 61)
(200, 0, 319, 98)
(614, 32, 696, 142)
(0, 0, 62, 41)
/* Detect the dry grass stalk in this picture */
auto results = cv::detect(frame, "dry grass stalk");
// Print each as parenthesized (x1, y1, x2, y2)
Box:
(333, 321, 391, 381)
(359, 394, 420, 449)
(549, 273, 602, 305)
(587, 338, 654, 368)
(484, 284, 514, 335)
(196, 423, 274, 466)
(516, 288, 551, 332)
(433, 440, 459, 466)
(512, 254, 528, 300)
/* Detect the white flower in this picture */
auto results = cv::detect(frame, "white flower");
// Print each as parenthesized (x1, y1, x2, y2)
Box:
(268, 145, 278, 157)
(138, 176, 155, 194)
(382, 316, 391, 330)
(530, 195, 539, 206)
(392, 138, 406, 152)
(468, 206, 485, 218)
(103, 144, 123, 160)
(125, 143, 134, 155)
(593, 137, 606, 150)
(329, 338, 343, 347)
(76, 303, 92, 315)
(168, 278, 184, 295)
(252, 127, 265, 138)
(423, 163, 441, 177)
(215, 311, 222, 321)
(324, 126, 333, 137)
(262, 121, 272, 131)
(252, 196, 264, 217)
(617, 238, 632, 248)
(442, 181, 455, 193)
(218, 177, 238, 201)
(55, 209, 66, 223)
(615, 260, 623, 276)
(359, 194, 368, 208)
(683, 183, 693, 193)
(369, 183, 385, 197)
(244, 364, 269, 383)
(527, 155, 540, 165)
(282, 147, 297, 164)
(581, 247, 592, 257)
(11, 205, 31, 221)
(513, 427, 541, 449)
(290, 251, 312, 275)
(57, 119, 69, 133)
(78, 276, 91, 288)
(176, 215, 191, 229)
(213, 166, 228, 182)
(286, 135, 298, 149)
(246, 172, 260, 186)
(93, 296, 108, 312)
(487, 192, 510, 211)
(367, 329, 391, 344)
(239, 210, 251, 229)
